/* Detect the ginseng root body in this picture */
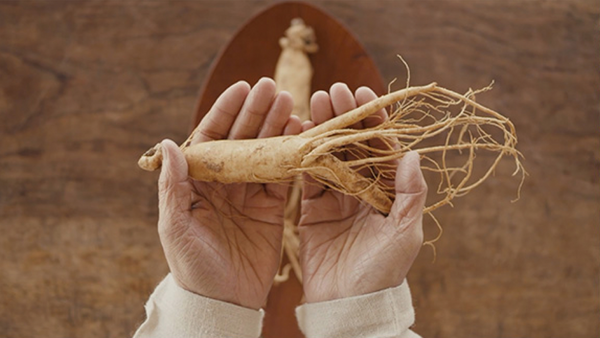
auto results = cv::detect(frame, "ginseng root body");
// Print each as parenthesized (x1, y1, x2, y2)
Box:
(183, 135, 307, 183)
(274, 18, 318, 121)
(138, 83, 524, 215)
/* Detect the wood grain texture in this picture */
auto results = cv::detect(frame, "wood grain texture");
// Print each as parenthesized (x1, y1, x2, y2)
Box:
(0, 1, 598, 337)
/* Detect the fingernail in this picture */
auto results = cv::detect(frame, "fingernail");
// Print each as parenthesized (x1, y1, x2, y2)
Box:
(257, 77, 274, 86)
(330, 82, 349, 92)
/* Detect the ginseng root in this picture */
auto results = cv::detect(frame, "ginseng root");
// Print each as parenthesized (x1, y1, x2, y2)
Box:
(139, 82, 524, 215)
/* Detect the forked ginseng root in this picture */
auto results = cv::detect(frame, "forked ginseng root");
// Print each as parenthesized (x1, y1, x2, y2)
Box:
(139, 83, 524, 215)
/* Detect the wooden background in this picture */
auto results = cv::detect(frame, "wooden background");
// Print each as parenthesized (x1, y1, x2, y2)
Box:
(0, 1, 598, 337)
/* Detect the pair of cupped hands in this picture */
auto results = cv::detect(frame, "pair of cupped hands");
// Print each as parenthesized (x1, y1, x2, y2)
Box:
(158, 77, 427, 310)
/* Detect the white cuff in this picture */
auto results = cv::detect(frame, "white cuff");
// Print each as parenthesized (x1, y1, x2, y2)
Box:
(295, 281, 419, 338)
(134, 274, 264, 338)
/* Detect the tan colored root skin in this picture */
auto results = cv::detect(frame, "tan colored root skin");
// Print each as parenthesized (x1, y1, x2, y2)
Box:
(183, 135, 307, 183)
(137, 84, 436, 173)
(138, 143, 162, 171)
(182, 134, 394, 213)
(274, 18, 318, 122)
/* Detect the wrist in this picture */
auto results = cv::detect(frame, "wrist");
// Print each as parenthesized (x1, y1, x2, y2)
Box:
(170, 271, 268, 310)
(296, 281, 417, 338)
(303, 271, 407, 303)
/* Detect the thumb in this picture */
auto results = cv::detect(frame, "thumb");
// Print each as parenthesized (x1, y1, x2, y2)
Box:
(389, 151, 427, 223)
(158, 139, 191, 216)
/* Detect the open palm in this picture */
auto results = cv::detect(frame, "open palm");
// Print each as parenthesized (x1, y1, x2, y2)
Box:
(158, 78, 301, 309)
(299, 84, 427, 303)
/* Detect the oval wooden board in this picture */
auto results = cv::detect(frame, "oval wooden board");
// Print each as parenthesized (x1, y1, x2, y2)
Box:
(192, 2, 385, 337)
(193, 1, 385, 126)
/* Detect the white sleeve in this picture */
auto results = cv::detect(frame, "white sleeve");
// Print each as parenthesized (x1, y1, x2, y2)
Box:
(295, 280, 421, 338)
(133, 274, 264, 338)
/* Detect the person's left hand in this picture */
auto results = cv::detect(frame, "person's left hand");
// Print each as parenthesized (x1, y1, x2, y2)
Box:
(157, 78, 301, 309)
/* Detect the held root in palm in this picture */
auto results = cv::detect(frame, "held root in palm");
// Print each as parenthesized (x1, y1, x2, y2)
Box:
(139, 82, 525, 216)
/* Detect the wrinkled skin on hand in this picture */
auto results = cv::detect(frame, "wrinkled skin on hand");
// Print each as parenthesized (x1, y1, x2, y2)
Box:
(157, 78, 302, 310)
(299, 83, 428, 303)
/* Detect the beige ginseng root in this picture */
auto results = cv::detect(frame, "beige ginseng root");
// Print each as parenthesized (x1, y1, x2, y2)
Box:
(274, 18, 318, 122)
(139, 84, 438, 193)
(273, 18, 318, 284)
(139, 81, 525, 264)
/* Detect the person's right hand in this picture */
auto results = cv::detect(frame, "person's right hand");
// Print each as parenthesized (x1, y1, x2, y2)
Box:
(299, 83, 428, 303)
(157, 78, 301, 310)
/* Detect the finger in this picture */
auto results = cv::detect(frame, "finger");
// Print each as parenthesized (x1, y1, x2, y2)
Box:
(305, 84, 358, 199)
(389, 151, 427, 223)
(258, 90, 294, 138)
(355, 86, 394, 183)
(330, 82, 357, 117)
(301, 120, 315, 132)
(310, 90, 333, 125)
(265, 114, 302, 199)
(331, 82, 367, 172)
(229, 77, 276, 140)
(283, 115, 302, 135)
(303, 91, 334, 199)
(355, 86, 387, 129)
(158, 139, 192, 222)
(194, 81, 251, 143)
(330, 82, 363, 132)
